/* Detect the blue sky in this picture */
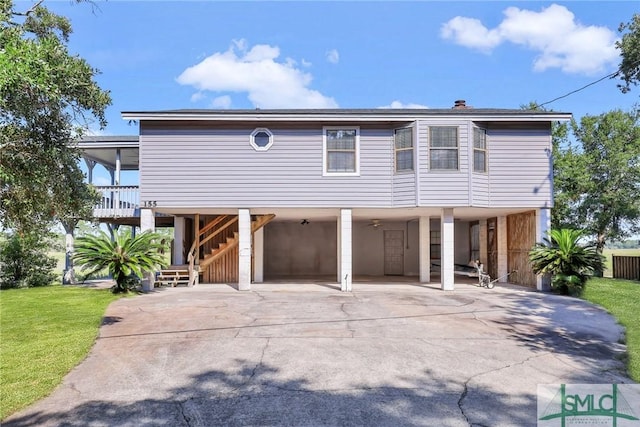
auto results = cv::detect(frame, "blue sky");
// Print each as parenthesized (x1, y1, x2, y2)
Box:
(42, 0, 638, 138)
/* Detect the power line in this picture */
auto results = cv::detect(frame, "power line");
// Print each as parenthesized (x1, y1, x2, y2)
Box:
(539, 70, 619, 107)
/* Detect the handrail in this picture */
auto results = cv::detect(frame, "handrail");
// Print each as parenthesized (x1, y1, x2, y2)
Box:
(199, 216, 238, 248)
(93, 185, 140, 218)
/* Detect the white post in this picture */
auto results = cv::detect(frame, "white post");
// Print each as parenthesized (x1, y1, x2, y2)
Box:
(140, 208, 156, 291)
(536, 208, 552, 291)
(337, 213, 342, 283)
(339, 209, 353, 292)
(419, 216, 430, 283)
(441, 208, 455, 291)
(253, 227, 264, 283)
(497, 215, 508, 283)
(238, 209, 252, 291)
(479, 219, 488, 266)
(173, 216, 185, 265)
(63, 224, 76, 285)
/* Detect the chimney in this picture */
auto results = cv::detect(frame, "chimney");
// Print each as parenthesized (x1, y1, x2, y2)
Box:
(453, 99, 467, 109)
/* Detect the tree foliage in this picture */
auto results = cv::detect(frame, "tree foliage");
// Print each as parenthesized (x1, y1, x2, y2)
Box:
(0, 231, 57, 289)
(73, 230, 170, 293)
(529, 229, 605, 296)
(566, 109, 640, 252)
(0, 0, 111, 233)
(617, 13, 640, 94)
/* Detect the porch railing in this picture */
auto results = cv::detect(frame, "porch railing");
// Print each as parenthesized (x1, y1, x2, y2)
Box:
(93, 185, 140, 218)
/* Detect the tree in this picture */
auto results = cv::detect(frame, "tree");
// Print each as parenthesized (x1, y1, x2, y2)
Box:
(570, 109, 640, 255)
(73, 230, 170, 293)
(529, 229, 605, 296)
(617, 13, 640, 94)
(0, 231, 57, 289)
(0, 0, 111, 234)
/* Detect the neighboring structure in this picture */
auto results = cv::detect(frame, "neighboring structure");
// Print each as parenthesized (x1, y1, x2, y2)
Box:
(79, 102, 571, 291)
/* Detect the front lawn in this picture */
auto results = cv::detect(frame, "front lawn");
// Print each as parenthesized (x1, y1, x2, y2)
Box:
(582, 277, 640, 381)
(0, 286, 121, 420)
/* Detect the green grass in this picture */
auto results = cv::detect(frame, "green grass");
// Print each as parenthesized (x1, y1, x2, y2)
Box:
(582, 277, 640, 381)
(602, 248, 640, 277)
(0, 286, 122, 420)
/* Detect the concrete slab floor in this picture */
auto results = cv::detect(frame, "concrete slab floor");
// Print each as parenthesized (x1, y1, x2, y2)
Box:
(3, 282, 634, 427)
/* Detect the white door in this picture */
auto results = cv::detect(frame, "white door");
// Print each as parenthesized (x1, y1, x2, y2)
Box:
(384, 230, 404, 276)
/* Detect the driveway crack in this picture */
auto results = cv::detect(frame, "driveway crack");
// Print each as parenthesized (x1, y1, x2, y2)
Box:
(340, 303, 355, 337)
(457, 352, 549, 426)
(177, 400, 192, 426)
(249, 338, 270, 383)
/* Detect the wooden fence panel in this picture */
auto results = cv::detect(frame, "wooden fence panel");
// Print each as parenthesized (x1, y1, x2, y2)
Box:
(613, 256, 640, 281)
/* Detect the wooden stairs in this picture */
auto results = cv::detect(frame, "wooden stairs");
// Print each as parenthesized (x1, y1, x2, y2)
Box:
(200, 214, 276, 269)
(180, 213, 275, 285)
(155, 266, 190, 287)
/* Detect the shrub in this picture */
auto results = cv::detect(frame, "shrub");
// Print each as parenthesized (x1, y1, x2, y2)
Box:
(529, 228, 605, 296)
(0, 233, 57, 289)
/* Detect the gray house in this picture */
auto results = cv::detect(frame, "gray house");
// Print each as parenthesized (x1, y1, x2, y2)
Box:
(79, 102, 571, 291)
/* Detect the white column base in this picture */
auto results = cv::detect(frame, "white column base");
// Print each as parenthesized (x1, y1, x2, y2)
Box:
(140, 208, 156, 292)
(339, 209, 352, 292)
(238, 209, 252, 291)
(536, 208, 552, 291)
(441, 208, 455, 291)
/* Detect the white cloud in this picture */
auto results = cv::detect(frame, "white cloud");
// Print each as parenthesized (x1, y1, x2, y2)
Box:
(190, 92, 205, 102)
(301, 59, 312, 67)
(440, 4, 618, 75)
(177, 39, 338, 108)
(326, 49, 340, 64)
(379, 101, 429, 109)
(211, 95, 232, 109)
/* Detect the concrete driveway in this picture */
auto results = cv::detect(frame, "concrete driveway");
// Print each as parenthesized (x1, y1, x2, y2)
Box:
(4, 282, 633, 426)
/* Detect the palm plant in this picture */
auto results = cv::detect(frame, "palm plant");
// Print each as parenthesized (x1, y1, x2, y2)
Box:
(73, 230, 169, 293)
(529, 228, 605, 296)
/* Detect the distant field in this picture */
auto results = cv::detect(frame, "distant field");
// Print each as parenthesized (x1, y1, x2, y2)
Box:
(603, 248, 640, 278)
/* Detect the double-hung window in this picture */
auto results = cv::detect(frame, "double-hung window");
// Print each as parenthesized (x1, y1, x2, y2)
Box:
(323, 127, 359, 175)
(473, 127, 487, 173)
(394, 127, 413, 172)
(429, 127, 459, 170)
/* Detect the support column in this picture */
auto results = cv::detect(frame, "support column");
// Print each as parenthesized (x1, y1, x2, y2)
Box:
(173, 216, 185, 265)
(441, 208, 455, 290)
(419, 216, 430, 283)
(253, 227, 264, 283)
(62, 222, 77, 285)
(497, 215, 508, 283)
(140, 208, 156, 292)
(84, 158, 97, 184)
(479, 219, 488, 265)
(535, 208, 552, 291)
(238, 209, 252, 291)
(338, 209, 352, 292)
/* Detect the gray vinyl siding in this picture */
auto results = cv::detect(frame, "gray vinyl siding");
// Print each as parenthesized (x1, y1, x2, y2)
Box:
(392, 173, 416, 206)
(471, 174, 489, 207)
(139, 122, 394, 208)
(418, 120, 470, 206)
(487, 123, 552, 207)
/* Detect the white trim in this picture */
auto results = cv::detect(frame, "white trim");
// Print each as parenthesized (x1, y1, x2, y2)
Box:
(322, 126, 360, 177)
(122, 111, 572, 122)
(250, 127, 273, 151)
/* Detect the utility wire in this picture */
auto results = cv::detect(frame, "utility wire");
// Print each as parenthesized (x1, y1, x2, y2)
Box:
(539, 70, 620, 107)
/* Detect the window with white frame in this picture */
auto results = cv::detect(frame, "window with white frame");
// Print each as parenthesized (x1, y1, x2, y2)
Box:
(473, 127, 487, 172)
(394, 127, 413, 172)
(429, 127, 458, 170)
(323, 127, 359, 175)
(250, 128, 273, 151)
